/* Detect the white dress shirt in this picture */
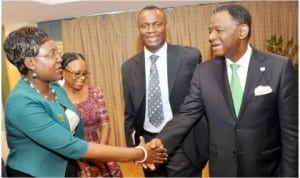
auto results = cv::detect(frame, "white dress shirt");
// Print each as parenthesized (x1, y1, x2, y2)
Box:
(226, 44, 252, 92)
(144, 42, 173, 133)
(65, 108, 80, 135)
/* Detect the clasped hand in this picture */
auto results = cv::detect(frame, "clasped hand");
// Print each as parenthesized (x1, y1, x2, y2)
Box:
(137, 137, 166, 170)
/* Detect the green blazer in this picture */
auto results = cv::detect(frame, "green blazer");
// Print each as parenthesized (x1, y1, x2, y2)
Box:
(5, 79, 88, 177)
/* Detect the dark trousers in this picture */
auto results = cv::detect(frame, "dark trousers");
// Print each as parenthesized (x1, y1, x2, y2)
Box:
(2, 159, 7, 178)
(142, 130, 200, 177)
(6, 159, 78, 177)
(6, 166, 33, 177)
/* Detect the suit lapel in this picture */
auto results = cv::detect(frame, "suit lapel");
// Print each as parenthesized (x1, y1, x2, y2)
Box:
(133, 52, 146, 108)
(213, 57, 236, 120)
(212, 49, 266, 120)
(167, 45, 182, 94)
(239, 49, 265, 118)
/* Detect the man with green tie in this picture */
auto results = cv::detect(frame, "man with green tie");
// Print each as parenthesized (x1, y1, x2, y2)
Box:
(148, 4, 298, 177)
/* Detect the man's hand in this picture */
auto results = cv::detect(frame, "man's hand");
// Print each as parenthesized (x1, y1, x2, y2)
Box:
(137, 137, 167, 163)
(140, 138, 167, 170)
(149, 138, 164, 149)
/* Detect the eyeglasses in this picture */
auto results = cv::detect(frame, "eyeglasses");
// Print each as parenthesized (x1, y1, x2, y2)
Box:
(37, 51, 61, 59)
(64, 68, 90, 79)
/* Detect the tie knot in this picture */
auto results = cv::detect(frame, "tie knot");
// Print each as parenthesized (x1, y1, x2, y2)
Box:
(150, 55, 159, 63)
(230, 63, 240, 72)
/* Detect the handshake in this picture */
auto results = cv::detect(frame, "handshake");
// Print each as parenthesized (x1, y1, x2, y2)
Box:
(135, 137, 167, 170)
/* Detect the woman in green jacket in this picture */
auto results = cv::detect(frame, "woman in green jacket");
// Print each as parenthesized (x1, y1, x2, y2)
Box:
(3, 26, 167, 177)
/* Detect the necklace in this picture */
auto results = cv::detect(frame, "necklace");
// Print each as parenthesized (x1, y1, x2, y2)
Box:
(22, 76, 58, 102)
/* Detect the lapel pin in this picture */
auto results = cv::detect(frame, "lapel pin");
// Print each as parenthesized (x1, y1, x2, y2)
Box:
(57, 113, 65, 123)
(260, 67, 266, 72)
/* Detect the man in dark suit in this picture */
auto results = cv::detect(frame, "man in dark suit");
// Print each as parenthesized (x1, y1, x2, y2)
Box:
(121, 5, 208, 177)
(149, 4, 298, 177)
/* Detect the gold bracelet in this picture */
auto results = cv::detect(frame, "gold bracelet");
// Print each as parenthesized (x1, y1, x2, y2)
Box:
(80, 170, 87, 175)
(135, 145, 148, 163)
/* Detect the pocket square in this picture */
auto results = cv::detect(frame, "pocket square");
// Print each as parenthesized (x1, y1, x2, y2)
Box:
(254, 85, 272, 96)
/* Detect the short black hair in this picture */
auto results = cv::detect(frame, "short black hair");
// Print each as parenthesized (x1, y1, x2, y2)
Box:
(137, 5, 167, 23)
(213, 4, 252, 38)
(3, 26, 49, 75)
(61, 52, 86, 69)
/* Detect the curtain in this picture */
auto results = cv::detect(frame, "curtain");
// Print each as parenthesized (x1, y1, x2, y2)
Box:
(62, 1, 298, 146)
(62, 12, 140, 146)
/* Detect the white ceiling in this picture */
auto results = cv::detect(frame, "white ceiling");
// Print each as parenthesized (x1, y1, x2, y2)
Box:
(2, 0, 226, 25)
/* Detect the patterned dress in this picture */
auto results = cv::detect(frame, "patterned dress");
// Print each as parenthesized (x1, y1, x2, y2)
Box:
(74, 86, 123, 177)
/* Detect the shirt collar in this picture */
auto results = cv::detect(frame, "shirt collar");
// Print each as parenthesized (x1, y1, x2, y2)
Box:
(226, 44, 252, 69)
(144, 42, 167, 60)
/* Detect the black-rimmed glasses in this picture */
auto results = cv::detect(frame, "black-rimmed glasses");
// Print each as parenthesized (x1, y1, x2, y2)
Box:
(64, 68, 90, 79)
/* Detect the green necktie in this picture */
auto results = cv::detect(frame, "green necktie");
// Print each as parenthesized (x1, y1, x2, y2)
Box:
(230, 64, 243, 117)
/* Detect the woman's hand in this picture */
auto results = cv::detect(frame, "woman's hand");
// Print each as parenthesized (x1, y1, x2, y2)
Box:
(135, 136, 167, 170)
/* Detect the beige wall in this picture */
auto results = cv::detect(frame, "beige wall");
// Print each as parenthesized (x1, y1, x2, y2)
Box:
(3, 22, 37, 91)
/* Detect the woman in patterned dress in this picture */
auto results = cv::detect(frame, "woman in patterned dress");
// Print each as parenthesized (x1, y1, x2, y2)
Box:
(62, 52, 123, 177)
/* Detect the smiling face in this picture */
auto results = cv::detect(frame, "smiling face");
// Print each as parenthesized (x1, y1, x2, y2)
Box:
(63, 58, 89, 91)
(208, 10, 249, 61)
(138, 9, 167, 53)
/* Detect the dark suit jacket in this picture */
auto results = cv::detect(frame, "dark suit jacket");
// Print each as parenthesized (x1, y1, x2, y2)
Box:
(158, 48, 298, 177)
(121, 43, 208, 170)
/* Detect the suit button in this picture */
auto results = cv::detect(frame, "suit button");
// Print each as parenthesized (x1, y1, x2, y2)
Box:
(232, 150, 237, 154)
(235, 126, 240, 132)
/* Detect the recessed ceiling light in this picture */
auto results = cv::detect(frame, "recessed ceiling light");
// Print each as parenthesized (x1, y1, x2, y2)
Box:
(32, 0, 81, 5)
